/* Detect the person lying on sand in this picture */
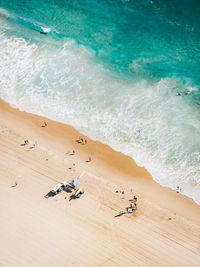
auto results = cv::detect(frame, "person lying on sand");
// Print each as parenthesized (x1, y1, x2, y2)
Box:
(41, 122, 47, 127)
(11, 182, 18, 187)
(68, 150, 76, 155)
(29, 144, 35, 149)
(86, 157, 91, 162)
(20, 140, 29, 146)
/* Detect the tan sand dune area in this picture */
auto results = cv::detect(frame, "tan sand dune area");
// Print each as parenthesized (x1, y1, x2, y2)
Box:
(0, 98, 200, 267)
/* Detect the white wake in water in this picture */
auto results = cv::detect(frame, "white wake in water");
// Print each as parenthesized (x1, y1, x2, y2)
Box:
(0, 30, 200, 204)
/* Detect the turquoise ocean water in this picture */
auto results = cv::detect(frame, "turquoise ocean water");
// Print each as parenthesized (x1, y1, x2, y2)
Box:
(0, 0, 200, 203)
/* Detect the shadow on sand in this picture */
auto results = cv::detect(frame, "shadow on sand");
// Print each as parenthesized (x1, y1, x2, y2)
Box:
(69, 194, 78, 202)
(44, 185, 74, 199)
(44, 191, 56, 199)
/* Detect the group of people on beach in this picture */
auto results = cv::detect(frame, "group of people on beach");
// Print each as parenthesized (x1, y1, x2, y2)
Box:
(76, 136, 87, 145)
(75, 137, 91, 162)
(20, 139, 35, 149)
(176, 186, 182, 193)
(127, 195, 137, 213)
(115, 194, 138, 217)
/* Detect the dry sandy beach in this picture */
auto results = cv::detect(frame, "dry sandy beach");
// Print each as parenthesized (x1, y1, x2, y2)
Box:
(0, 98, 200, 267)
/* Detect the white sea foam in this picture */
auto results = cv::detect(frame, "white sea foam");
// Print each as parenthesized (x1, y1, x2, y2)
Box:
(41, 27, 51, 33)
(0, 8, 9, 18)
(0, 29, 200, 204)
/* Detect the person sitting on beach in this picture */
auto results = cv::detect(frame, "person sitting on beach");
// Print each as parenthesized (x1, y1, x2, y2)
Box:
(133, 195, 137, 202)
(127, 207, 133, 213)
(41, 122, 47, 127)
(29, 144, 35, 149)
(76, 137, 83, 143)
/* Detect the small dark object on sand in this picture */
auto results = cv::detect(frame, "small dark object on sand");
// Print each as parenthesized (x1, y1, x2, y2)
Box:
(44, 191, 56, 199)
(168, 217, 172, 220)
(29, 144, 35, 149)
(133, 195, 137, 202)
(11, 182, 18, 187)
(69, 150, 75, 155)
(83, 139, 87, 145)
(21, 140, 28, 146)
(76, 137, 83, 143)
(115, 211, 126, 217)
(69, 188, 84, 201)
(41, 122, 47, 127)
(86, 157, 91, 162)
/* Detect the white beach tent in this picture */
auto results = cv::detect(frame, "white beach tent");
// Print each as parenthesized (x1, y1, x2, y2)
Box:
(51, 181, 67, 194)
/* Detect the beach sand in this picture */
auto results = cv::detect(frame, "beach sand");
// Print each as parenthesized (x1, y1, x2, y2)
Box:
(0, 98, 200, 267)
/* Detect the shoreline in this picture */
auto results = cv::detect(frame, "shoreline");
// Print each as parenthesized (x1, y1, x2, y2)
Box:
(0, 98, 200, 266)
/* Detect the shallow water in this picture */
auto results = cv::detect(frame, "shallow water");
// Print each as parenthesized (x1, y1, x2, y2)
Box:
(0, 0, 200, 204)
